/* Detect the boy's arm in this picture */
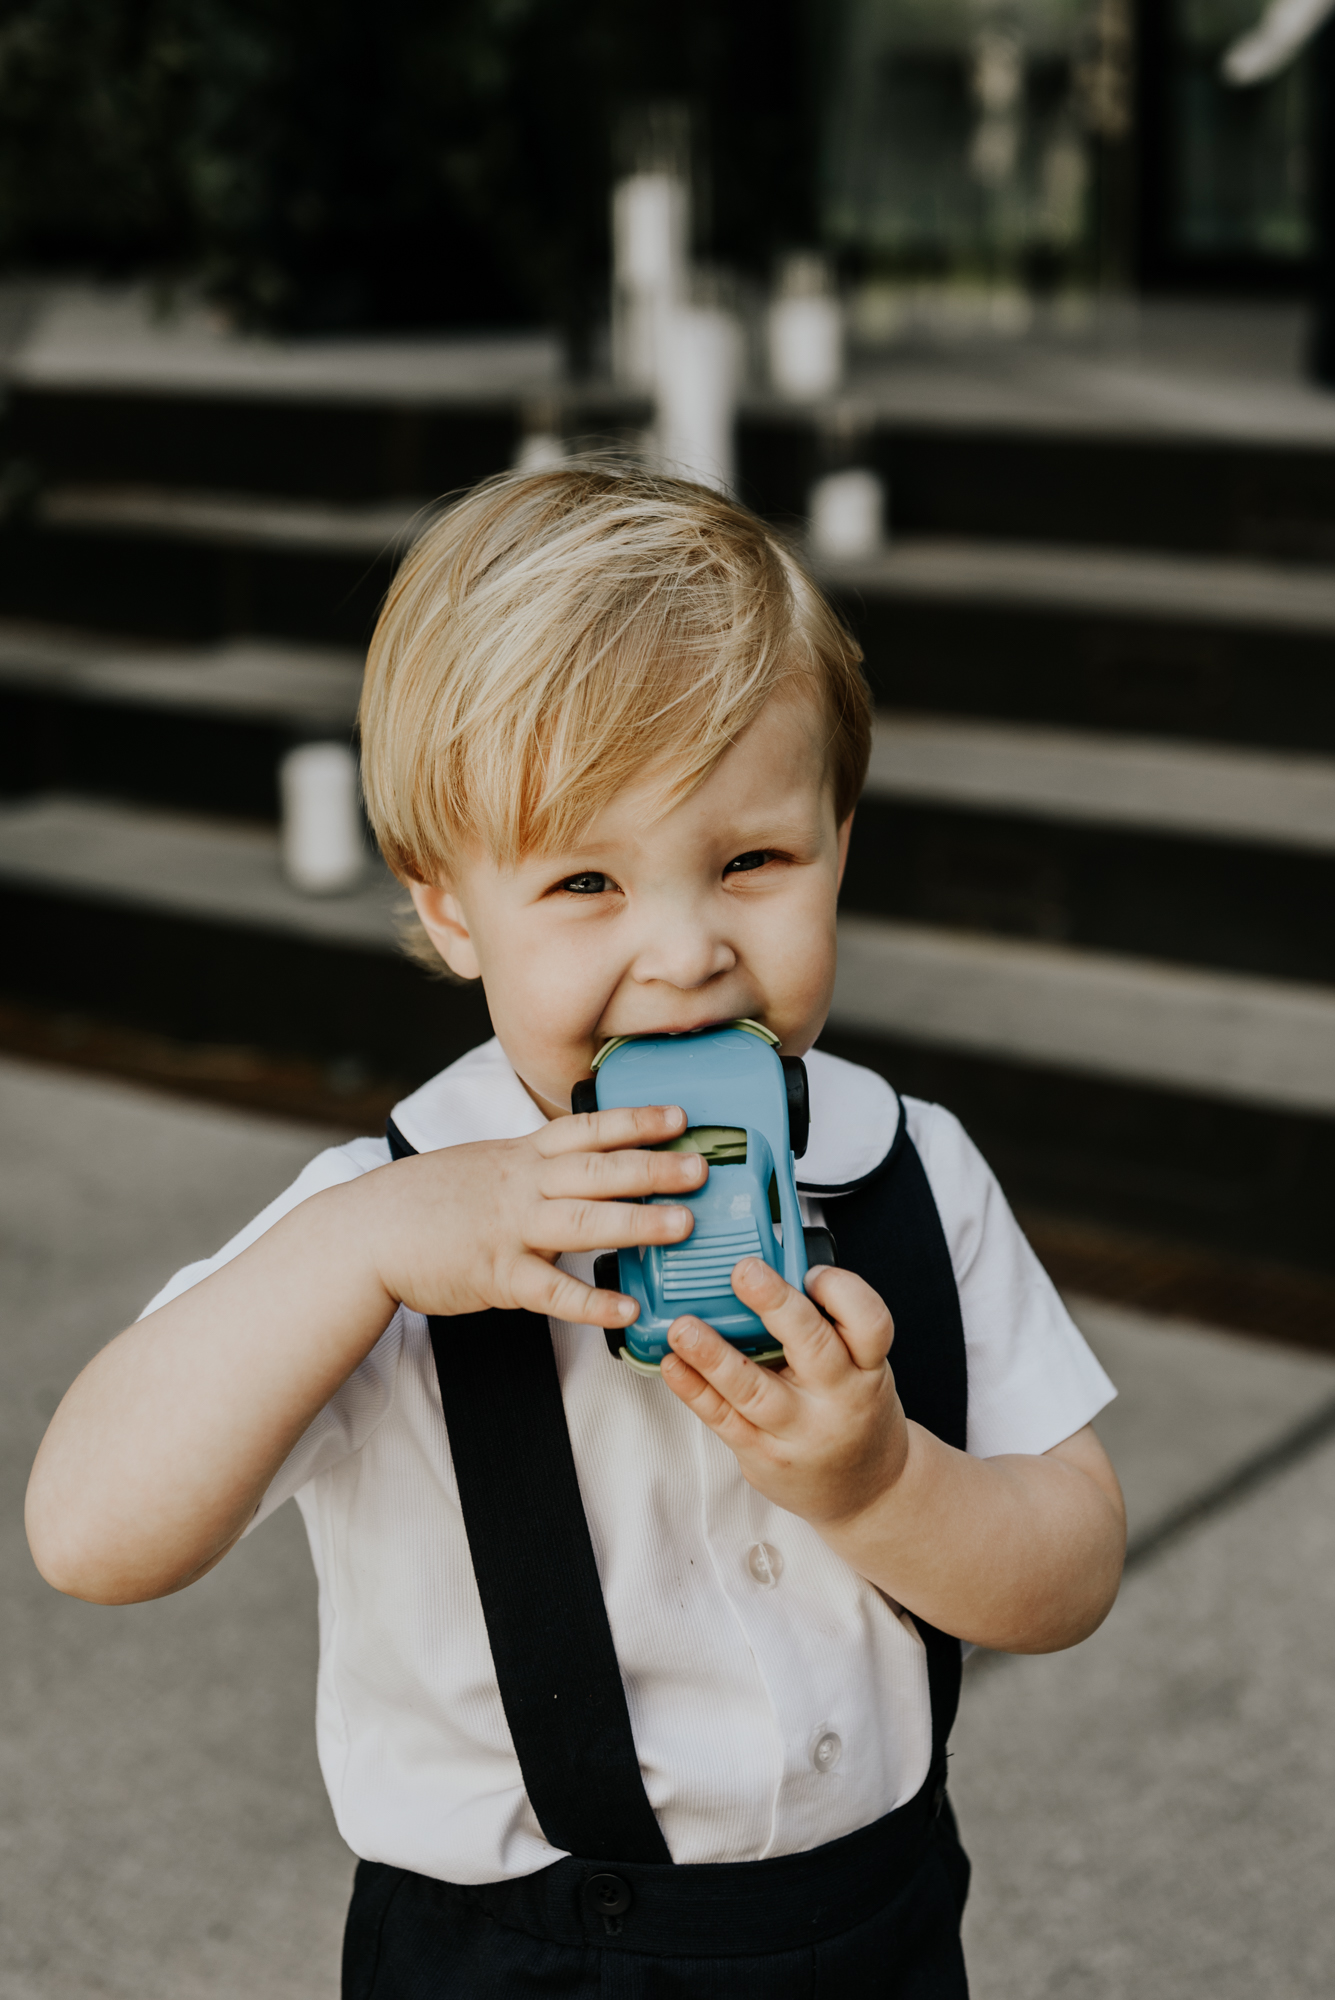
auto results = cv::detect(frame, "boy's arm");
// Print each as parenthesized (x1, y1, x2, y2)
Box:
(26, 1180, 405, 1605)
(26, 1107, 700, 1606)
(661, 1260, 1125, 1654)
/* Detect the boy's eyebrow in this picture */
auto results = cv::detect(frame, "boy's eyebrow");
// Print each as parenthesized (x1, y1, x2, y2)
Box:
(533, 805, 826, 867)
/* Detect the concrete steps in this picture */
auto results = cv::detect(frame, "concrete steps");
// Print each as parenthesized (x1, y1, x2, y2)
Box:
(2, 320, 636, 500)
(7, 621, 1333, 988)
(1, 323, 1334, 1279)
(739, 403, 1335, 560)
(0, 794, 396, 947)
(826, 541, 1335, 755)
(0, 795, 487, 1074)
(853, 714, 1335, 988)
(829, 537, 1335, 630)
(0, 491, 400, 646)
(0, 788, 1330, 1271)
(0, 626, 362, 818)
(832, 916, 1335, 1117)
(11, 790, 1333, 1115)
(864, 713, 1335, 849)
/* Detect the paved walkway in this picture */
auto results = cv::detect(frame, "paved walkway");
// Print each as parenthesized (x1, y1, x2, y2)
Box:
(2, 1055, 1333, 1998)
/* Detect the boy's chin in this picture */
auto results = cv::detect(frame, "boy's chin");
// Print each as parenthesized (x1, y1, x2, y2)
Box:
(512, 1069, 571, 1120)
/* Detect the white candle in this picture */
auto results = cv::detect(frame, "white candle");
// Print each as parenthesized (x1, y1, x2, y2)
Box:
(280, 742, 365, 894)
(656, 305, 742, 493)
(611, 171, 689, 389)
(514, 432, 566, 473)
(809, 468, 886, 561)
(613, 171, 689, 292)
(768, 253, 843, 401)
(768, 295, 843, 401)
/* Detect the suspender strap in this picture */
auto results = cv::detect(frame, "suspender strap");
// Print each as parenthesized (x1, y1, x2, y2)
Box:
(385, 1118, 671, 1865)
(820, 1111, 969, 1755)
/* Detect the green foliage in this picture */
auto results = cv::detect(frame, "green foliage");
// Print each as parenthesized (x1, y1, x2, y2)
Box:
(0, 0, 817, 335)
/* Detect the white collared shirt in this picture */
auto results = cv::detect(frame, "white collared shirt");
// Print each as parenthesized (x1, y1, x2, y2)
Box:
(143, 1039, 1114, 1884)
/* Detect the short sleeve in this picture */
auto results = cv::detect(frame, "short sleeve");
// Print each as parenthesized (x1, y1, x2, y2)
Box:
(138, 1135, 392, 1316)
(905, 1098, 1116, 1459)
(136, 1133, 405, 1529)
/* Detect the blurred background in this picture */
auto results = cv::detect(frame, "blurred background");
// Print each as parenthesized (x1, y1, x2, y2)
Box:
(1, 3, 1334, 1996)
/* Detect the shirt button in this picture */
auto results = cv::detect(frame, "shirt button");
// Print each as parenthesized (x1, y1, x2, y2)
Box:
(812, 1731, 842, 1774)
(747, 1542, 783, 1587)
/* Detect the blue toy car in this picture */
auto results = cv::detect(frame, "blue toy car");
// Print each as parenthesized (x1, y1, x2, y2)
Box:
(571, 1020, 835, 1372)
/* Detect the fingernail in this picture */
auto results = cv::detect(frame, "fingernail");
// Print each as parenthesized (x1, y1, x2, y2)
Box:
(673, 1320, 700, 1350)
(734, 1257, 761, 1282)
(665, 1207, 691, 1232)
(617, 1298, 635, 1319)
(666, 1105, 685, 1126)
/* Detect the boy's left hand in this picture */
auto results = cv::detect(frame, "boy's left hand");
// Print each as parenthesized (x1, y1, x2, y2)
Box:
(661, 1259, 909, 1531)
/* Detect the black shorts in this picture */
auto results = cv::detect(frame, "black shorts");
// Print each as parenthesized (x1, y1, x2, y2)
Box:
(342, 1786, 970, 2000)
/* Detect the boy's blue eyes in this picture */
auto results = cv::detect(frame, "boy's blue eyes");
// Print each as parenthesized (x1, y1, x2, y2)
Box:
(557, 853, 771, 896)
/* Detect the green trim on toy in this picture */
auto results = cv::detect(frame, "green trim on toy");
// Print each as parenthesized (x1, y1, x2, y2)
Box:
(619, 1343, 785, 1373)
(591, 1016, 779, 1071)
(619, 1347, 668, 1375)
(730, 1018, 781, 1048)
(658, 1125, 747, 1163)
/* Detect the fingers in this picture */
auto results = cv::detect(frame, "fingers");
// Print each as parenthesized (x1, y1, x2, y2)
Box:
(727, 1258, 859, 1388)
(661, 1323, 772, 1451)
(511, 1256, 639, 1330)
(542, 1151, 707, 1211)
(525, 1198, 696, 1257)
(802, 1264, 895, 1371)
(538, 1104, 686, 1157)
(542, 1144, 707, 1204)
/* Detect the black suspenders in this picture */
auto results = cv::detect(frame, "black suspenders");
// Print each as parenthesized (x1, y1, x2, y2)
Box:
(817, 1113, 970, 1753)
(385, 1097, 967, 1863)
(425, 1301, 671, 1863)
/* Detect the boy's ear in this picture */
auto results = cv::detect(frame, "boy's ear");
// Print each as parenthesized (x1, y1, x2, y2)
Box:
(408, 881, 482, 982)
(835, 811, 854, 893)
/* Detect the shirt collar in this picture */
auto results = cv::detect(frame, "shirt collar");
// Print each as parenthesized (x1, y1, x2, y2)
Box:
(799, 1047, 901, 1193)
(390, 1038, 546, 1155)
(390, 1037, 900, 1193)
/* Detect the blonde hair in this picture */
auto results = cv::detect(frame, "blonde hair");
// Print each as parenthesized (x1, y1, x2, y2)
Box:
(360, 460, 870, 933)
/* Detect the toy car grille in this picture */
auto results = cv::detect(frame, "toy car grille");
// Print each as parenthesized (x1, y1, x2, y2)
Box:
(660, 1221, 763, 1298)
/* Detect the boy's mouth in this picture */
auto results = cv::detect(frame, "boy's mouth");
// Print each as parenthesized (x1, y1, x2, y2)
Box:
(602, 1012, 764, 1046)
(640, 1013, 743, 1040)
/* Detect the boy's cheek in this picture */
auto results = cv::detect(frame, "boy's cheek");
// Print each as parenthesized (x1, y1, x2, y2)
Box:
(755, 932, 839, 1048)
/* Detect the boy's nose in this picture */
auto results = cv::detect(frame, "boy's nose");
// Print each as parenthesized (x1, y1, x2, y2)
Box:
(629, 916, 737, 992)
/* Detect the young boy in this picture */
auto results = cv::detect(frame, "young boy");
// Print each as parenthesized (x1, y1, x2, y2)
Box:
(27, 462, 1124, 1997)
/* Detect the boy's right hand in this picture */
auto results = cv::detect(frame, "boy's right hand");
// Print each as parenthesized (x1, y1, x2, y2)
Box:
(361, 1103, 702, 1329)
(25, 1103, 701, 1604)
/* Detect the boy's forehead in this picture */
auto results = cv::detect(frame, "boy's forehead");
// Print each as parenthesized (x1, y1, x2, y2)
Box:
(451, 686, 835, 881)
(598, 685, 828, 814)
(540, 707, 831, 859)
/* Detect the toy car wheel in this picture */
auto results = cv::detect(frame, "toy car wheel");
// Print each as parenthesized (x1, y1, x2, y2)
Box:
(802, 1226, 837, 1269)
(594, 1253, 625, 1357)
(780, 1057, 809, 1157)
(571, 1077, 599, 1116)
